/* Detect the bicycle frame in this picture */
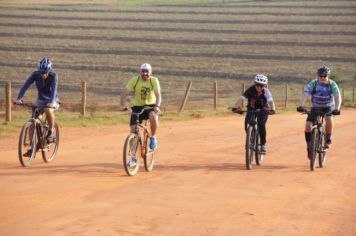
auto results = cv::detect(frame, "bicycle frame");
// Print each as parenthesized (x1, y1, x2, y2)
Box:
(239, 109, 266, 153)
(304, 109, 333, 171)
(122, 106, 157, 176)
(246, 110, 260, 153)
(20, 104, 49, 148)
(233, 108, 266, 169)
(16, 103, 59, 167)
(130, 107, 153, 158)
(312, 113, 325, 153)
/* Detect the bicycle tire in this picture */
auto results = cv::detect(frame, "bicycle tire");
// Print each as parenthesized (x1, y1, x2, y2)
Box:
(310, 129, 319, 171)
(144, 134, 155, 172)
(18, 120, 37, 167)
(123, 133, 140, 176)
(42, 123, 60, 163)
(318, 132, 327, 168)
(245, 126, 254, 170)
(255, 144, 264, 166)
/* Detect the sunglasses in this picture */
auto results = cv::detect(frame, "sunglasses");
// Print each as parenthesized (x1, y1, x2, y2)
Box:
(319, 75, 327, 78)
(255, 83, 265, 88)
(141, 70, 149, 73)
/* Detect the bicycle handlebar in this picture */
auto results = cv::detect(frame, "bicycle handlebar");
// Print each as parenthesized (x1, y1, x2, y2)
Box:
(122, 106, 163, 116)
(14, 102, 54, 110)
(231, 107, 274, 115)
(298, 109, 339, 116)
(14, 102, 47, 110)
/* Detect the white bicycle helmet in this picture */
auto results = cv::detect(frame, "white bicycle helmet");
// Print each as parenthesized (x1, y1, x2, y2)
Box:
(140, 63, 152, 73)
(254, 74, 268, 85)
(38, 57, 52, 73)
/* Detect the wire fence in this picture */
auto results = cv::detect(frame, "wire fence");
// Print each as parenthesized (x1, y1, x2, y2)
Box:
(1, 80, 355, 122)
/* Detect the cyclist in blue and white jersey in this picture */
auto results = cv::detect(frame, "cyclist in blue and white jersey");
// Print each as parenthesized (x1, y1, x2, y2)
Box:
(297, 66, 341, 159)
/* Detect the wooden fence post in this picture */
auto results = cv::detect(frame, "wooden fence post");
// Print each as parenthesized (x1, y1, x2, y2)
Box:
(5, 82, 11, 122)
(179, 81, 192, 113)
(341, 88, 344, 106)
(81, 81, 87, 116)
(241, 82, 245, 94)
(284, 84, 288, 108)
(213, 81, 218, 110)
(241, 82, 245, 107)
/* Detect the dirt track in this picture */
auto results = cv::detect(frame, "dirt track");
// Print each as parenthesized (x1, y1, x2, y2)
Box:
(0, 110, 355, 236)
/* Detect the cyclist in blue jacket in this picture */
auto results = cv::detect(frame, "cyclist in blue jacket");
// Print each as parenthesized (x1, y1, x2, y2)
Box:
(297, 66, 341, 159)
(15, 58, 60, 142)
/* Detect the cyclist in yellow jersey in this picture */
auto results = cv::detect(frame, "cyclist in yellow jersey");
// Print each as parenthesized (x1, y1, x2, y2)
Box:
(120, 63, 161, 149)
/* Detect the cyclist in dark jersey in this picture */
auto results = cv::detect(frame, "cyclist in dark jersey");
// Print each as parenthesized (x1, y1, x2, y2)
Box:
(15, 58, 60, 142)
(232, 74, 276, 153)
(297, 66, 341, 159)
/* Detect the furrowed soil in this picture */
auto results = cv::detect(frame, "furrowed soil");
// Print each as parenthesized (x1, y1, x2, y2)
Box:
(0, 110, 355, 235)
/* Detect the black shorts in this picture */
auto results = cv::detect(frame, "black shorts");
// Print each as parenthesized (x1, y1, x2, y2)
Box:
(130, 105, 156, 126)
(306, 107, 332, 123)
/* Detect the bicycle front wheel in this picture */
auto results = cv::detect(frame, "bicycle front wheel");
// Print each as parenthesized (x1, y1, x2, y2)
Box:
(144, 135, 155, 172)
(245, 126, 254, 170)
(123, 133, 141, 176)
(18, 120, 37, 167)
(255, 144, 264, 166)
(318, 132, 327, 168)
(42, 123, 60, 163)
(310, 129, 319, 171)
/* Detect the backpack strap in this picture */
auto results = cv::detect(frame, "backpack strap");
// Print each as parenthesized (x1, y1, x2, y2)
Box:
(311, 79, 317, 95)
(133, 76, 140, 92)
(150, 77, 153, 89)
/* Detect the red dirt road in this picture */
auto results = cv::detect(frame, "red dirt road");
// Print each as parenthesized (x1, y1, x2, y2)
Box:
(0, 110, 355, 236)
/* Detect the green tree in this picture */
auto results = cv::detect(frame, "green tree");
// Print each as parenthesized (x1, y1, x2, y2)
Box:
(330, 72, 342, 85)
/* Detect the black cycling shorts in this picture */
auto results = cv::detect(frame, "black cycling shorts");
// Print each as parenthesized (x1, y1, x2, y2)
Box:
(306, 107, 332, 123)
(130, 105, 156, 126)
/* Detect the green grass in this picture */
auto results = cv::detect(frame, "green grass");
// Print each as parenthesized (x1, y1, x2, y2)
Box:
(0, 109, 230, 139)
(2, 104, 355, 139)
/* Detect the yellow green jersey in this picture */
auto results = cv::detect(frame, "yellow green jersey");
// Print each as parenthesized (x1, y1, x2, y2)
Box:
(126, 75, 160, 106)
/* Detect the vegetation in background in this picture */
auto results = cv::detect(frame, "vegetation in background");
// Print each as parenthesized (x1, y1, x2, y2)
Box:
(117, 0, 241, 6)
(0, 109, 229, 139)
(330, 72, 342, 85)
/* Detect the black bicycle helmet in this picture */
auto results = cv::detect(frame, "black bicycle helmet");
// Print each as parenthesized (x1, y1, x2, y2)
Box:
(317, 66, 331, 76)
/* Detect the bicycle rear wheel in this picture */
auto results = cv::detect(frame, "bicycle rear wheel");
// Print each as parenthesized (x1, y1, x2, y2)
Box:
(245, 126, 254, 170)
(123, 133, 141, 176)
(18, 120, 37, 167)
(310, 129, 319, 171)
(318, 133, 327, 168)
(42, 123, 60, 163)
(144, 134, 155, 172)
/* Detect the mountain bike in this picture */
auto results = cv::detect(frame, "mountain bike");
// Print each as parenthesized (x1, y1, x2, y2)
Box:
(301, 109, 339, 171)
(122, 106, 157, 176)
(16, 103, 60, 167)
(233, 108, 268, 170)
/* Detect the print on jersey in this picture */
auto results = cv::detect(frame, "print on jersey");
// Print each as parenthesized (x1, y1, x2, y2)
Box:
(141, 87, 151, 100)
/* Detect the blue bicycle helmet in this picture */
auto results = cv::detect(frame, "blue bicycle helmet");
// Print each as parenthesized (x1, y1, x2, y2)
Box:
(38, 57, 52, 73)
